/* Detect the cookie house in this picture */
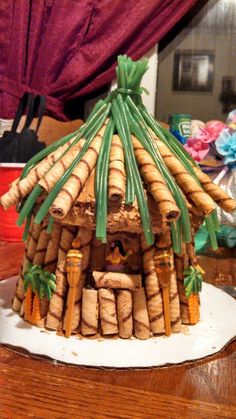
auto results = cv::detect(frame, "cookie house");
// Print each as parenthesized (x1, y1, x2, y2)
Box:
(1, 56, 235, 340)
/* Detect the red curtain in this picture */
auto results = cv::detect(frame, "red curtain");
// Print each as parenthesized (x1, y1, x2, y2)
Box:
(0, 0, 197, 120)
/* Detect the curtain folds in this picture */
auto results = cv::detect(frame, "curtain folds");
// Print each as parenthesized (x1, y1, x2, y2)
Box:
(0, 0, 197, 120)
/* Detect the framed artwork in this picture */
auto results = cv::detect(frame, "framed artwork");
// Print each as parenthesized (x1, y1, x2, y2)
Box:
(172, 51, 214, 92)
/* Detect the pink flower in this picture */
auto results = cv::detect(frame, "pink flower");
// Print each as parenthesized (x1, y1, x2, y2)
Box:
(184, 138, 210, 162)
(193, 121, 226, 144)
(205, 120, 226, 141)
(194, 128, 212, 143)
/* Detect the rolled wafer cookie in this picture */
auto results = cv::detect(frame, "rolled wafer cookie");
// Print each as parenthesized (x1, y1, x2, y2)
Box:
(12, 218, 41, 312)
(23, 220, 50, 323)
(193, 165, 236, 212)
(63, 228, 93, 332)
(117, 290, 133, 338)
(46, 225, 77, 330)
(49, 130, 104, 219)
(39, 139, 86, 193)
(99, 288, 118, 335)
(174, 247, 191, 324)
(132, 136, 180, 221)
(81, 288, 98, 336)
(133, 287, 150, 340)
(108, 135, 126, 202)
(93, 271, 141, 289)
(155, 137, 216, 215)
(0, 137, 77, 210)
(31, 220, 50, 266)
(43, 222, 62, 272)
(141, 235, 165, 334)
(169, 252, 181, 332)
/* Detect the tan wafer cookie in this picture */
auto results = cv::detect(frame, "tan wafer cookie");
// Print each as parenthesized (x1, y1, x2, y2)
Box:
(133, 287, 150, 340)
(108, 135, 126, 202)
(117, 290, 133, 339)
(81, 288, 98, 336)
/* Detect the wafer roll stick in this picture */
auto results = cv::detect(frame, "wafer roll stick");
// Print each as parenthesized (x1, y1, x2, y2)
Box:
(193, 166, 236, 212)
(93, 271, 142, 289)
(64, 250, 83, 338)
(133, 288, 150, 339)
(50, 131, 104, 219)
(108, 135, 126, 202)
(81, 288, 98, 336)
(169, 251, 181, 332)
(174, 246, 191, 324)
(0, 138, 77, 210)
(63, 228, 93, 332)
(32, 220, 50, 266)
(39, 139, 86, 193)
(43, 222, 62, 272)
(12, 218, 41, 312)
(155, 138, 216, 215)
(182, 194, 203, 217)
(99, 288, 118, 335)
(141, 235, 165, 334)
(10, 178, 19, 188)
(132, 136, 180, 221)
(186, 232, 197, 267)
(68, 275, 85, 331)
(154, 233, 172, 337)
(117, 290, 133, 338)
(40, 297, 50, 320)
(46, 225, 77, 330)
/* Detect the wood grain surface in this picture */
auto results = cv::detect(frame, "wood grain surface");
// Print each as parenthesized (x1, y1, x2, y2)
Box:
(0, 241, 236, 419)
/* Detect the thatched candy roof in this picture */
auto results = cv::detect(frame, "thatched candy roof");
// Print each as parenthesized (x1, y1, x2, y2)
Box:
(1, 56, 235, 253)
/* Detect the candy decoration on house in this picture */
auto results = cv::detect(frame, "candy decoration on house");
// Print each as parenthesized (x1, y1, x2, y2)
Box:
(23, 264, 56, 325)
(64, 249, 83, 337)
(183, 265, 203, 325)
(1, 56, 236, 340)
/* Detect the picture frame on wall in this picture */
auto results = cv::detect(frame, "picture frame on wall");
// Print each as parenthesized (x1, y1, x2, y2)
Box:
(172, 51, 214, 92)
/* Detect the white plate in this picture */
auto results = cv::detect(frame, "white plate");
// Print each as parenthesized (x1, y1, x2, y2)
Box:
(0, 277, 236, 368)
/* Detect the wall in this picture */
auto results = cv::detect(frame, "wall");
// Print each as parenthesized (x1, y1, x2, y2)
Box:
(156, 0, 236, 123)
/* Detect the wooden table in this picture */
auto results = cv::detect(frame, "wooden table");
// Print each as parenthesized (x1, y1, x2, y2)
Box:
(0, 241, 236, 419)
